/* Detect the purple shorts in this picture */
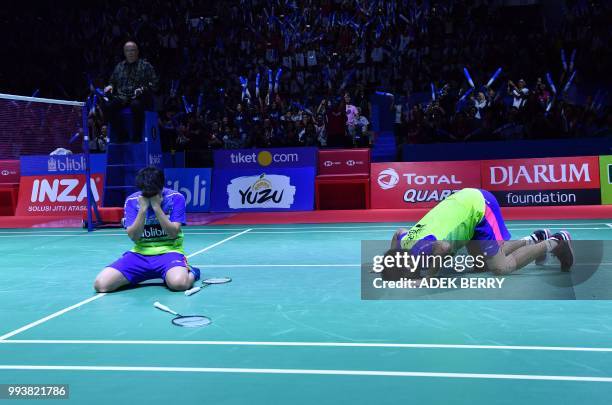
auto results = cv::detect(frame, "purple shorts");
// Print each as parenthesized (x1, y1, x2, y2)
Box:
(473, 189, 511, 255)
(108, 251, 188, 285)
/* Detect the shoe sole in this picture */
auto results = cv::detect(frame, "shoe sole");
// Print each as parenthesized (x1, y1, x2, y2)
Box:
(557, 231, 574, 272)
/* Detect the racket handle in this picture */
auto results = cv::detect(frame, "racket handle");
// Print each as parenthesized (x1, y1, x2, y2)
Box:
(154, 301, 178, 315)
(184, 286, 202, 296)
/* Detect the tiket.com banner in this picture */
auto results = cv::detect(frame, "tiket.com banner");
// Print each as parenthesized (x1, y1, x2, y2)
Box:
(15, 173, 104, 216)
(213, 147, 317, 169)
(164, 168, 212, 212)
(210, 167, 315, 212)
(370, 161, 481, 208)
(481, 156, 600, 206)
(600, 155, 612, 205)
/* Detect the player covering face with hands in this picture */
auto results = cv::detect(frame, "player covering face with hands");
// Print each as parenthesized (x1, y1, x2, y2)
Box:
(94, 167, 200, 292)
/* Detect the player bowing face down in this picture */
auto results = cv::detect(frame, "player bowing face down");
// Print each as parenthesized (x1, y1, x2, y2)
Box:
(385, 188, 573, 279)
(93, 167, 200, 293)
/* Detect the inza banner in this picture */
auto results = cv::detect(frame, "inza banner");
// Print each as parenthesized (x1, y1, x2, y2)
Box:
(481, 156, 600, 206)
(213, 147, 317, 169)
(164, 168, 212, 212)
(210, 168, 315, 211)
(15, 173, 104, 216)
(370, 161, 481, 208)
(20, 154, 107, 176)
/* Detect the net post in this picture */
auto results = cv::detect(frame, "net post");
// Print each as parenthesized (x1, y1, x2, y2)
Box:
(82, 102, 94, 232)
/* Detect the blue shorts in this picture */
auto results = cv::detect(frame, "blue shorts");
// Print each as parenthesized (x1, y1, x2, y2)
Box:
(108, 251, 191, 285)
(472, 189, 511, 255)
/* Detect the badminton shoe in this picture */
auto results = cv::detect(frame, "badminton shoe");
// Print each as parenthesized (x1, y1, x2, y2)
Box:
(550, 231, 574, 272)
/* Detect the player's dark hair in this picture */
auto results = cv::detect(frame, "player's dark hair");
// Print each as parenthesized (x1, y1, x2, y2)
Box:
(380, 248, 422, 281)
(135, 167, 164, 198)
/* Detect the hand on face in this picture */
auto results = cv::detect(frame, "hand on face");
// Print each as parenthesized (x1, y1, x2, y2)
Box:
(138, 195, 150, 211)
(149, 193, 162, 209)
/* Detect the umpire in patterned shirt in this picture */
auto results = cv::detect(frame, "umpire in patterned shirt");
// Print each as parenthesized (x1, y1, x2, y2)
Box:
(103, 41, 159, 143)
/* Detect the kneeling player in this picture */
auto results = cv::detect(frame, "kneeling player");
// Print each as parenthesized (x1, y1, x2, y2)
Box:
(390, 188, 573, 277)
(94, 167, 200, 292)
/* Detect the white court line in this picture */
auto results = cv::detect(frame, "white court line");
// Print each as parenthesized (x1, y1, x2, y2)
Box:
(0, 222, 607, 235)
(0, 232, 236, 238)
(240, 227, 611, 234)
(0, 230, 251, 341)
(3, 340, 612, 353)
(0, 365, 611, 382)
(198, 222, 610, 230)
(0, 230, 251, 239)
(2, 227, 607, 238)
(0, 295, 106, 341)
(186, 229, 251, 258)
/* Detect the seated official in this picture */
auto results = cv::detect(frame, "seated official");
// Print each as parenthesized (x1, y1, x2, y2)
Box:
(102, 41, 159, 143)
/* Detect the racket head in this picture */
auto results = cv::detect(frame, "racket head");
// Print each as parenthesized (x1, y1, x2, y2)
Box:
(203, 277, 232, 285)
(172, 315, 212, 328)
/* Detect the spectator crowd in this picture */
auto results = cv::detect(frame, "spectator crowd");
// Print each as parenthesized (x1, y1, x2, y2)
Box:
(1, 0, 610, 153)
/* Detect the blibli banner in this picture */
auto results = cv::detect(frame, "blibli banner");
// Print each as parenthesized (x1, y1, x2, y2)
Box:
(164, 168, 212, 212)
(600, 155, 612, 205)
(20, 154, 107, 176)
(211, 168, 315, 212)
(213, 147, 317, 169)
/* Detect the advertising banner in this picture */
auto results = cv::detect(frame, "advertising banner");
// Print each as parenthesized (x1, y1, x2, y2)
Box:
(481, 156, 600, 206)
(15, 173, 104, 216)
(370, 161, 481, 208)
(318, 148, 370, 176)
(164, 168, 212, 212)
(213, 147, 317, 169)
(600, 155, 612, 205)
(20, 154, 107, 176)
(211, 168, 315, 212)
(0, 160, 20, 184)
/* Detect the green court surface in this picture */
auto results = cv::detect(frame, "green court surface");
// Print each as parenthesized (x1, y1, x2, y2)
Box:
(1, 219, 612, 404)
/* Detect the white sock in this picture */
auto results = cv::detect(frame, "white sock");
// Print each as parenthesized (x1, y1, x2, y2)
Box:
(545, 239, 559, 252)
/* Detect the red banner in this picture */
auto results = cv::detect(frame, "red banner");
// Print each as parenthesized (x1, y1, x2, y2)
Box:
(481, 156, 601, 206)
(0, 160, 20, 184)
(15, 174, 105, 216)
(371, 161, 481, 208)
(482, 156, 600, 191)
(318, 148, 370, 176)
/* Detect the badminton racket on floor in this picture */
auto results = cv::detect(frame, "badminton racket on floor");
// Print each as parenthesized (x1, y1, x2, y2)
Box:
(153, 301, 211, 327)
(185, 277, 232, 296)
